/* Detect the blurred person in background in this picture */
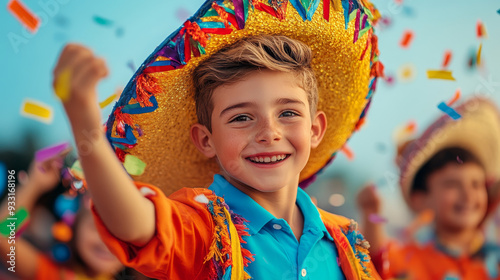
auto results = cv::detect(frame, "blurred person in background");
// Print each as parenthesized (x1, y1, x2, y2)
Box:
(357, 97, 500, 279)
(0, 153, 126, 279)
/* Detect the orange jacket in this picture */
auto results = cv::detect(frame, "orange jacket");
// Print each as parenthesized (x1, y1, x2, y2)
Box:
(35, 254, 113, 280)
(372, 240, 500, 280)
(91, 182, 382, 280)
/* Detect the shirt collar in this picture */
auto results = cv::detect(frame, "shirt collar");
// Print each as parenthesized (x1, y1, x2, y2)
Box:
(296, 187, 333, 241)
(208, 174, 332, 240)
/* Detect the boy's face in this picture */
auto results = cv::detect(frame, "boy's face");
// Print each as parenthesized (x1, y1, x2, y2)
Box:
(198, 70, 325, 193)
(418, 163, 487, 231)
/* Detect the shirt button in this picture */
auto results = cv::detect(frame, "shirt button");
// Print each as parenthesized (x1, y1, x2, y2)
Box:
(272, 224, 282, 230)
(301, 268, 307, 277)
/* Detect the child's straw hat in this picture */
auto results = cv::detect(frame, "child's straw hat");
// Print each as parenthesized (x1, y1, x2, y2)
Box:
(106, 0, 383, 194)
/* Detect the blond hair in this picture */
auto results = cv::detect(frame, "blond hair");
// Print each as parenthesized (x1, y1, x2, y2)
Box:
(193, 35, 318, 131)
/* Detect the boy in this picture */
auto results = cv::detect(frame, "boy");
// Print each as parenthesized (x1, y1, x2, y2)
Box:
(54, 1, 383, 279)
(358, 97, 500, 279)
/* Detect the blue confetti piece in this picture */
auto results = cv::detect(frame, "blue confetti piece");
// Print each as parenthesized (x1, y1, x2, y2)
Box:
(115, 26, 124, 37)
(52, 243, 71, 262)
(54, 194, 79, 218)
(0, 162, 6, 197)
(437, 102, 462, 120)
(93, 15, 113, 26)
(497, 9, 500, 15)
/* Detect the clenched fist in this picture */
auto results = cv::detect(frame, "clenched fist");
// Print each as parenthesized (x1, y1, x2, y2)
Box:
(53, 43, 108, 121)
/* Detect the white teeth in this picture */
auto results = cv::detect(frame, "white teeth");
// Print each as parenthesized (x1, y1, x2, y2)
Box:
(249, 155, 287, 163)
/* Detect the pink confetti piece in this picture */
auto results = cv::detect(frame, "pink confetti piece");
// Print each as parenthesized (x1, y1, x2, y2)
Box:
(35, 142, 70, 163)
(368, 213, 388, 224)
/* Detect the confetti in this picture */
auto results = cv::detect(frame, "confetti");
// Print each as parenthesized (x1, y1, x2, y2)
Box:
(467, 48, 477, 69)
(368, 213, 388, 224)
(70, 160, 84, 179)
(99, 89, 120, 109)
(497, 9, 500, 15)
(456, 156, 463, 164)
(340, 145, 354, 161)
(176, 7, 191, 21)
(61, 211, 76, 226)
(52, 222, 72, 242)
(52, 243, 71, 262)
(438, 102, 461, 120)
(7, 0, 40, 33)
(379, 16, 392, 29)
(115, 26, 124, 37)
(447, 89, 461, 106)
(398, 63, 416, 82)
(20, 99, 54, 124)
(127, 60, 136, 72)
(399, 30, 414, 49)
(384, 74, 395, 86)
(393, 120, 417, 143)
(442, 50, 452, 69)
(123, 155, 146, 176)
(54, 15, 69, 28)
(476, 20, 488, 39)
(54, 194, 79, 218)
(35, 142, 70, 163)
(376, 142, 387, 152)
(477, 43, 482, 66)
(0, 207, 29, 237)
(402, 6, 415, 17)
(93, 15, 113, 26)
(426, 70, 455, 81)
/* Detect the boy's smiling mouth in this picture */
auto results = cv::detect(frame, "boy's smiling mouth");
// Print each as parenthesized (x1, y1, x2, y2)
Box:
(246, 153, 290, 164)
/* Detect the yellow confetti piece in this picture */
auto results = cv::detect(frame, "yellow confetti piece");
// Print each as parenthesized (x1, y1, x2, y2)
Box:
(20, 99, 53, 124)
(54, 69, 71, 102)
(426, 70, 455, 81)
(123, 155, 146, 176)
(397, 63, 416, 82)
(477, 43, 482, 66)
(99, 89, 120, 109)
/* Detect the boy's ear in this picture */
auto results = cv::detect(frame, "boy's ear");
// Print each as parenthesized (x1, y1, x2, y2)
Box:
(311, 111, 327, 149)
(190, 123, 216, 158)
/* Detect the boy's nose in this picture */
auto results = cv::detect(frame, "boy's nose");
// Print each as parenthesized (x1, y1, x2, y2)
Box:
(255, 119, 281, 143)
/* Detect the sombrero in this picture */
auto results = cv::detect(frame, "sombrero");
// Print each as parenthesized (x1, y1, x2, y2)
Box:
(106, 0, 383, 195)
(397, 97, 500, 211)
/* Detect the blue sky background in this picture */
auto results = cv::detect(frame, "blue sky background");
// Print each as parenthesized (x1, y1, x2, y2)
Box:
(1, 0, 499, 230)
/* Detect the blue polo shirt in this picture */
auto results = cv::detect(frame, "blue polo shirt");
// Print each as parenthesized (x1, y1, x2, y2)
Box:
(209, 175, 346, 280)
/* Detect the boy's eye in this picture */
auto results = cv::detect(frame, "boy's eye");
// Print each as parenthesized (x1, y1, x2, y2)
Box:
(280, 111, 299, 117)
(230, 115, 251, 122)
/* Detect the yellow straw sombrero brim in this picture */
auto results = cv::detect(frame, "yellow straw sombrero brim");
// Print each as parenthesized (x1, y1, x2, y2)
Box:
(106, 0, 383, 195)
(397, 97, 500, 209)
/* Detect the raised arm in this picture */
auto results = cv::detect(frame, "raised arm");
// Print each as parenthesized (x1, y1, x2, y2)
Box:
(53, 44, 155, 246)
(356, 184, 388, 255)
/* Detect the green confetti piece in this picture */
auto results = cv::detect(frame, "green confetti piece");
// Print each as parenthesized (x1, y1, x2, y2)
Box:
(93, 15, 113, 26)
(70, 160, 84, 179)
(124, 155, 146, 176)
(0, 208, 29, 237)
